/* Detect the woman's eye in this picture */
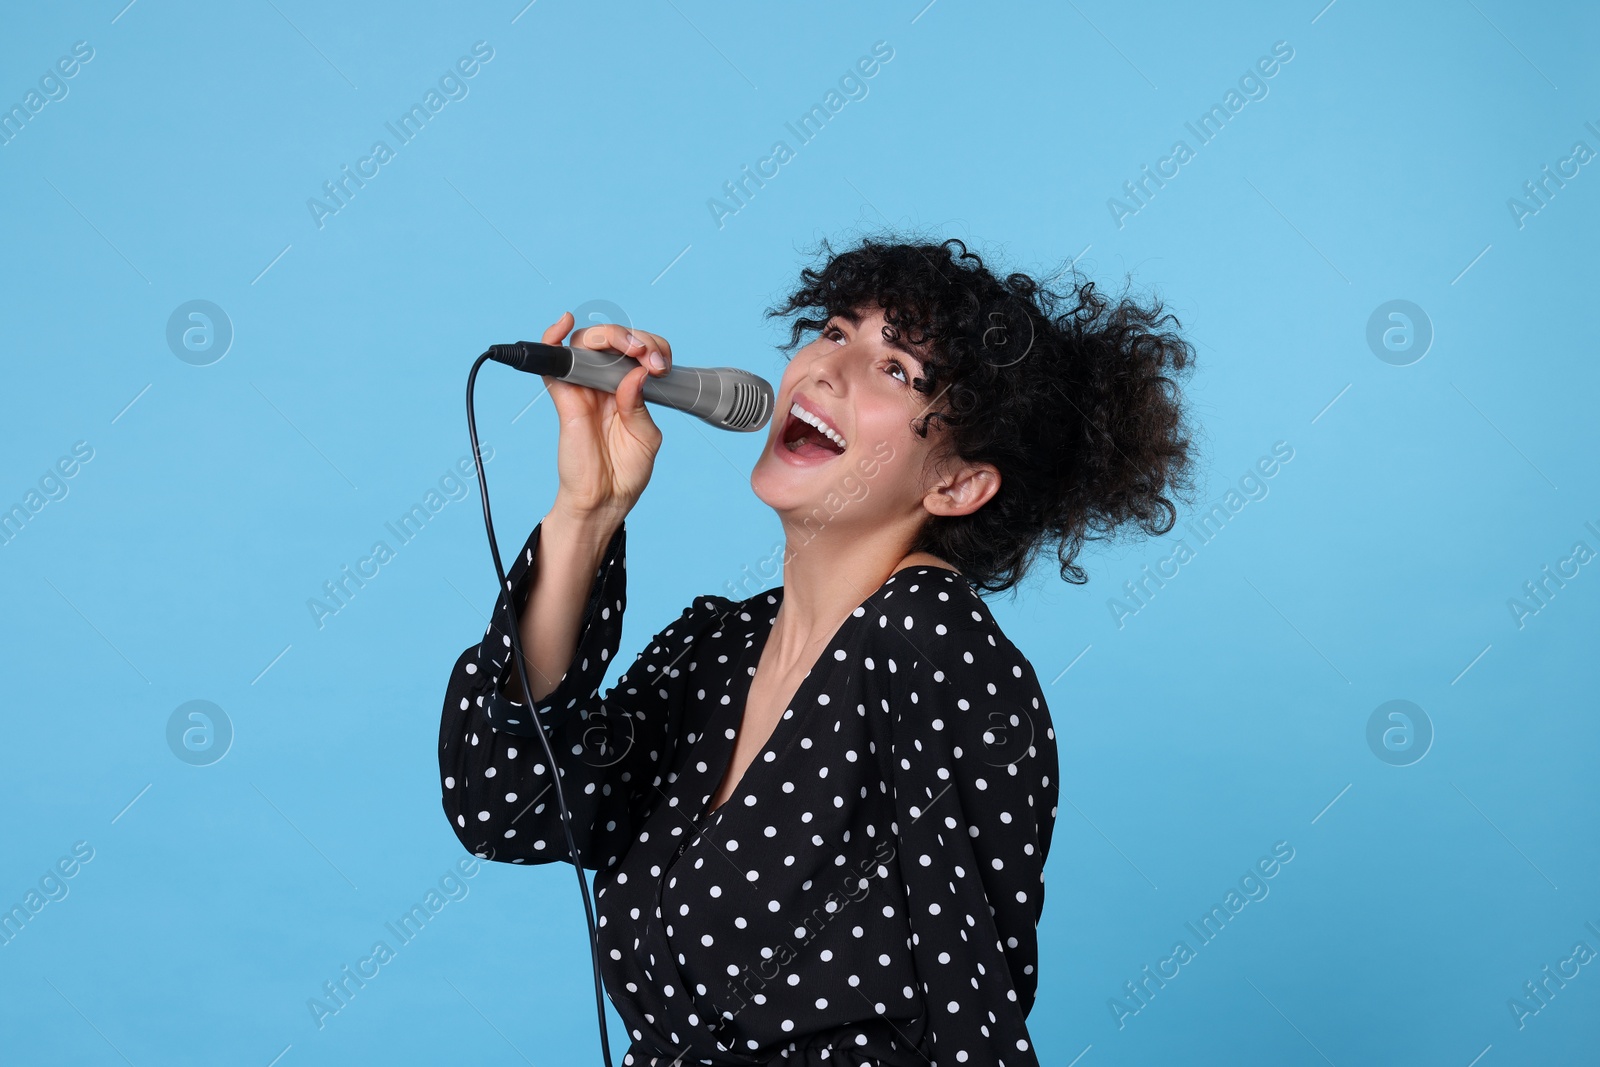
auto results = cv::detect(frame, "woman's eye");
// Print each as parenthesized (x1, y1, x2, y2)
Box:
(884, 360, 908, 383)
(824, 326, 846, 344)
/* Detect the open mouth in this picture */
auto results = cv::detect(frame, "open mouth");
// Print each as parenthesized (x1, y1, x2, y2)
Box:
(780, 403, 847, 458)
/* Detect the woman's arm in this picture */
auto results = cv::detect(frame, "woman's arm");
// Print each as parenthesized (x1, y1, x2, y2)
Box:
(503, 503, 623, 705)
(438, 513, 724, 869)
(438, 312, 682, 868)
(438, 511, 628, 868)
(887, 617, 1060, 1066)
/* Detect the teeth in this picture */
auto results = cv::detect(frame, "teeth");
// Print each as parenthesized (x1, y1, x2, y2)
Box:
(789, 402, 847, 450)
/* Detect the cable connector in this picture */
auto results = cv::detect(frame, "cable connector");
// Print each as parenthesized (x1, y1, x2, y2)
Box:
(484, 341, 570, 376)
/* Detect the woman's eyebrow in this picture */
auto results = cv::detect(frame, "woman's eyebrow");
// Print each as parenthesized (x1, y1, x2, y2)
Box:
(830, 309, 926, 365)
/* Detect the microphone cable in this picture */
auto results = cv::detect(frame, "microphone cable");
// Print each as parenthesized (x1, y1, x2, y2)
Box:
(465, 351, 615, 1067)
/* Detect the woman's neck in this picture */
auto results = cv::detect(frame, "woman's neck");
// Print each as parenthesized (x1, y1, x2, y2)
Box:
(764, 524, 957, 669)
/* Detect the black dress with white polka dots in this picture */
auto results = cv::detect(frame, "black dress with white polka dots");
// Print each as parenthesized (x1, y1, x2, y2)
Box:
(439, 518, 1060, 1066)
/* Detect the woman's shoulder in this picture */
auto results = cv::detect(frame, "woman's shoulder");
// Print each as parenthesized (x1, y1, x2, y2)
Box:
(873, 570, 1057, 789)
(687, 585, 780, 623)
(655, 586, 780, 650)
(873, 564, 1001, 641)
(864, 566, 1045, 688)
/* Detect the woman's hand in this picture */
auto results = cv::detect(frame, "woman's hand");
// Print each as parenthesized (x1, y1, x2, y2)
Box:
(538, 312, 673, 523)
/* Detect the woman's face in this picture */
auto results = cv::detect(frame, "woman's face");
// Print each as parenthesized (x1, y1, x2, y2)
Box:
(750, 304, 949, 534)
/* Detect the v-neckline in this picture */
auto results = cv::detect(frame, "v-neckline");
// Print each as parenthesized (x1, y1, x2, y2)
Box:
(695, 564, 962, 823)
(696, 587, 805, 823)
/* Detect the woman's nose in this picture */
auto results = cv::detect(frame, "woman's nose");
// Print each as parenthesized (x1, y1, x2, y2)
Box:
(807, 337, 852, 384)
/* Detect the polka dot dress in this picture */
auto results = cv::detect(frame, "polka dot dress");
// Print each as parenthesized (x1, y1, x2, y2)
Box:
(439, 519, 1060, 1066)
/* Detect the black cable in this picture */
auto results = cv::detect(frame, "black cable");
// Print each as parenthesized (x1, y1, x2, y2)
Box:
(466, 352, 615, 1067)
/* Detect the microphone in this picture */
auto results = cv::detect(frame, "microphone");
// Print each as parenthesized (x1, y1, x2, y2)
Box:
(486, 341, 774, 432)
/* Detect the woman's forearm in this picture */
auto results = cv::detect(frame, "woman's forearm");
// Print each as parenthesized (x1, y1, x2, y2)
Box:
(502, 500, 624, 705)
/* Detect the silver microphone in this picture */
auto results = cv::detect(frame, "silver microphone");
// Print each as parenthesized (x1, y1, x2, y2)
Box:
(485, 341, 774, 432)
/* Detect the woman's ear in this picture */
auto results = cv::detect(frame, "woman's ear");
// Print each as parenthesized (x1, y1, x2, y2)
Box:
(923, 461, 1000, 519)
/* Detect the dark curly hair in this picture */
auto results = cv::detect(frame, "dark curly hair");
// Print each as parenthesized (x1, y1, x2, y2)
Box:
(765, 232, 1199, 597)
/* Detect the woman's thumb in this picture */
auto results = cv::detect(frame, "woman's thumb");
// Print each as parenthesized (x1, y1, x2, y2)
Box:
(616, 362, 654, 422)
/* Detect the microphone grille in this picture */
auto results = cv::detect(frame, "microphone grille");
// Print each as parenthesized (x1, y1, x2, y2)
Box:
(725, 381, 769, 430)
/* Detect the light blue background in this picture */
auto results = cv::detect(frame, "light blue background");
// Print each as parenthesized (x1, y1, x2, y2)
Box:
(2, 1, 1596, 1064)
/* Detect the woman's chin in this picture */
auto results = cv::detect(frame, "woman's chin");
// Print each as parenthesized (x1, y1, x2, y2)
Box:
(749, 460, 791, 508)
(750, 457, 833, 512)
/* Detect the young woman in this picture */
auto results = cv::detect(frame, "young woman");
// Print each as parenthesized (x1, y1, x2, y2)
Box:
(438, 235, 1196, 1066)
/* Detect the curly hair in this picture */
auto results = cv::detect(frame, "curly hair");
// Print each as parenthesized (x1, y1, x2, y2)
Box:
(765, 232, 1199, 597)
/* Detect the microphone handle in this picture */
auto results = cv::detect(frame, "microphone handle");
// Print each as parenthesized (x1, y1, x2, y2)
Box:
(564, 346, 705, 411)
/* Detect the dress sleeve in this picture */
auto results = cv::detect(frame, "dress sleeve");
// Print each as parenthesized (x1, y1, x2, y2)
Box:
(438, 517, 707, 870)
(887, 620, 1060, 1067)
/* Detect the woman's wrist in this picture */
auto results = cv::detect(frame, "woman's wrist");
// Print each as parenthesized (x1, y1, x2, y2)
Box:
(542, 501, 626, 579)
(546, 497, 626, 545)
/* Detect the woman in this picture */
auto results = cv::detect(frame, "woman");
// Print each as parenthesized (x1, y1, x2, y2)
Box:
(438, 236, 1195, 1065)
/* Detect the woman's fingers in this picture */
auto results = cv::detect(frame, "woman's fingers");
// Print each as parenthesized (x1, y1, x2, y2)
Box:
(627, 329, 671, 371)
(638, 331, 672, 362)
(538, 316, 599, 421)
(615, 363, 663, 446)
(541, 311, 575, 346)
(575, 322, 632, 352)
(615, 361, 648, 416)
(575, 323, 671, 375)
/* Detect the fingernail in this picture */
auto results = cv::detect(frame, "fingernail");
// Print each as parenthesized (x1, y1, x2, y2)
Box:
(626, 333, 641, 348)
(648, 352, 666, 372)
